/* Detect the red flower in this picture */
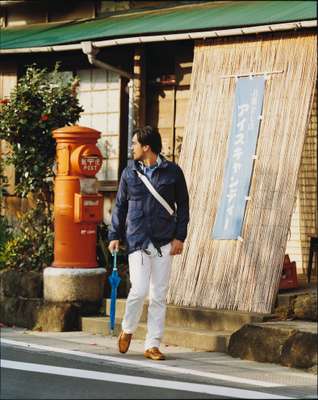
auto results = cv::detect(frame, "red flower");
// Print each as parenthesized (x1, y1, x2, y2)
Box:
(0, 98, 9, 104)
(40, 114, 49, 121)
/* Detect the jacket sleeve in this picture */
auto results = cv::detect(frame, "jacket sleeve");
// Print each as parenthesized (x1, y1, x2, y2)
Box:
(108, 169, 128, 242)
(175, 166, 190, 242)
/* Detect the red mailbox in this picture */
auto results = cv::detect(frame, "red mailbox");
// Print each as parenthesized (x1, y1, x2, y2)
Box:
(52, 125, 103, 268)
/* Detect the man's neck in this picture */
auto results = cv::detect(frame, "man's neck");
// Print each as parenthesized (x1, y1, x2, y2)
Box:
(142, 153, 158, 167)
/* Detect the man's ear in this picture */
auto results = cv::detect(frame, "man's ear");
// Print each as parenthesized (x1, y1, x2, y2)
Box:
(143, 144, 150, 153)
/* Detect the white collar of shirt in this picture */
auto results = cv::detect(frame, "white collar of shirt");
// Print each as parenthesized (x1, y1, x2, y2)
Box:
(139, 155, 162, 172)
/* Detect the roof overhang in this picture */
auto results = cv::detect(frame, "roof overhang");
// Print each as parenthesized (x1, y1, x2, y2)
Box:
(1, 1, 316, 54)
(0, 19, 316, 54)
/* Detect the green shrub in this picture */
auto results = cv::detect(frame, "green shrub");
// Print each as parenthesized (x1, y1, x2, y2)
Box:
(0, 63, 83, 199)
(0, 202, 53, 271)
(0, 215, 12, 267)
(0, 63, 82, 270)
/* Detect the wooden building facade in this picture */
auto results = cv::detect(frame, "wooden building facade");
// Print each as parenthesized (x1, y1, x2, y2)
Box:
(1, 1, 317, 312)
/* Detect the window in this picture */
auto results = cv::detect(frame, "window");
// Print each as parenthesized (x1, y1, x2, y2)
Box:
(77, 68, 121, 185)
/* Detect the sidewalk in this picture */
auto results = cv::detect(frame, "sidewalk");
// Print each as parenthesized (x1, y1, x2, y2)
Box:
(1, 325, 317, 392)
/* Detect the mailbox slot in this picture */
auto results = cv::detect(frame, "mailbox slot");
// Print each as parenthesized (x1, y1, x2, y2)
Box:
(74, 193, 103, 223)
(71, 144, 102, 177)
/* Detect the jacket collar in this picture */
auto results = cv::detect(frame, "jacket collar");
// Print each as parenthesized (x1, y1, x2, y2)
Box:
(130, 154, 169, 171)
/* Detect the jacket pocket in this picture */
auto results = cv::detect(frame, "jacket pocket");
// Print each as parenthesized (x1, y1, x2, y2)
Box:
(127, 177, 145, 197)
(126, 199, 143, 236)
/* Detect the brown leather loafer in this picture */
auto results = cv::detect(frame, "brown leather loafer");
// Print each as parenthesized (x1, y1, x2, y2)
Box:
(144, 347, 165, 361)
(118, 331, 132, 353)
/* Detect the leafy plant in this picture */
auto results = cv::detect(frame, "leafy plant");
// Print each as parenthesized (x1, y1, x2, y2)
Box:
(0, 215, 12, 265)
(0, 63, 83, 270)
(0, 201, 54, 271)
(0, 63, 83, 202)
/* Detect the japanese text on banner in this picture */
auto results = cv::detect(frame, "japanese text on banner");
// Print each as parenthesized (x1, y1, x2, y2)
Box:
(212, 76, 265, 239)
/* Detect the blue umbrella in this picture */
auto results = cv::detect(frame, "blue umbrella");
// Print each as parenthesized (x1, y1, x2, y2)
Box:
(108, 251, 121, 336)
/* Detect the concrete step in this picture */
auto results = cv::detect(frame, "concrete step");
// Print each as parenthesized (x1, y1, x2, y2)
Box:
(81, 316, 231, 352)
(101, 298, 269, 331)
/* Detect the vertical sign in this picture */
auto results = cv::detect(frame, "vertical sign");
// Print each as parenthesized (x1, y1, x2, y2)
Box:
(212, 76, 265, 239)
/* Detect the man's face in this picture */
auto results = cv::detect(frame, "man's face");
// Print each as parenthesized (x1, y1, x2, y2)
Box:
(131, 134, 148, 161)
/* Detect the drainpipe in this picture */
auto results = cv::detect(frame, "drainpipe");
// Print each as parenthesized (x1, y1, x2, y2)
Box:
(81, 41, 135, 160)
(127, 80, 134, 160)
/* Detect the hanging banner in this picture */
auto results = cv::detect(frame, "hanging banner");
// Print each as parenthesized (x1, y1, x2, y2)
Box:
(212, 75, 266, 239)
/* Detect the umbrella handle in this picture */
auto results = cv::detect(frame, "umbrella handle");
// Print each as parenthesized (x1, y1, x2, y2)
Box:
(112, 251, 118, 272)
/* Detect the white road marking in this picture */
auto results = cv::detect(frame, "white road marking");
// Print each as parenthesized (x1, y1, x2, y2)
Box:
(1, 359, 293, 399)
(1, 338, 283, 388)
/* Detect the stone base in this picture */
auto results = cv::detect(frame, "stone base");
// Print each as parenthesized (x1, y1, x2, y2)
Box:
(0, 269, 43, 298)
(0, 297, 102, 331)
(0, 297, 77, 330)
(44, 267, 106, 302)
(274, 291, 317, 321)
(228, 321, 318, 371)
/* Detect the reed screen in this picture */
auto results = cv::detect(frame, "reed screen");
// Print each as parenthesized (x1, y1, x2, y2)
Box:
(167, 32, 317, 313)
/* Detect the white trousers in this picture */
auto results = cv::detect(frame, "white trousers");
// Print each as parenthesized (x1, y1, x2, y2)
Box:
(122, 242, 172, 350)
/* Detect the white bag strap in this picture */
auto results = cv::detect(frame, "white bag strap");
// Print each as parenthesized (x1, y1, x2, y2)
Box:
(136, 170, 174, 216)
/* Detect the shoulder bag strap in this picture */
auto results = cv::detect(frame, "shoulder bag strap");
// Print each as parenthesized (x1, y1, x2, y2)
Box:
(136, 170, 174, 216)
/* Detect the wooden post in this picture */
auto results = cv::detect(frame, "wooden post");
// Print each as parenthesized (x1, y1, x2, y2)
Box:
(133, 46, 146, 128)
(0, 63, 17, 196)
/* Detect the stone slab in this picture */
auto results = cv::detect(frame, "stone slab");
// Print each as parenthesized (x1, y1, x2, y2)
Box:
(0, 269, 43, 299)
(272, 291, 317, 322)
(292, 292, 317, 321)
(0, 297, 101, 332)
(228, 321, 317, 370)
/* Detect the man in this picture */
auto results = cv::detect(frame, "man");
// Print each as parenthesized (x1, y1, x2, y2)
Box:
(108, 125, 189, 361)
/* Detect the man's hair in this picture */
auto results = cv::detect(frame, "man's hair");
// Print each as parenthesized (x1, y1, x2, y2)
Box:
(133, 125, 162, 154)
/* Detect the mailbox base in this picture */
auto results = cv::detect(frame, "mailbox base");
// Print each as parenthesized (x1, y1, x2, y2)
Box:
(44, 267, 106, 303)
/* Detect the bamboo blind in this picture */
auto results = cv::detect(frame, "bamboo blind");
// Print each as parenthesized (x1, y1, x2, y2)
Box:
(167, 32, 317, 313)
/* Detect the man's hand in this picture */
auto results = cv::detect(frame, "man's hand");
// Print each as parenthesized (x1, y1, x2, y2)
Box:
(170, 239, 184, 256)
(108, 240, 119, 254)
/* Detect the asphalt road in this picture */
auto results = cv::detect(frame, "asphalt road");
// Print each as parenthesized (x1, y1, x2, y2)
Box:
(2, 344, 222, 399)
(0, 344, 290, 400)
(1, 336, 317, 400)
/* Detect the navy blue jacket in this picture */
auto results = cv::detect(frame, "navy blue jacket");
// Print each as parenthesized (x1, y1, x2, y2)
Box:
(108, 156, 189, 254)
